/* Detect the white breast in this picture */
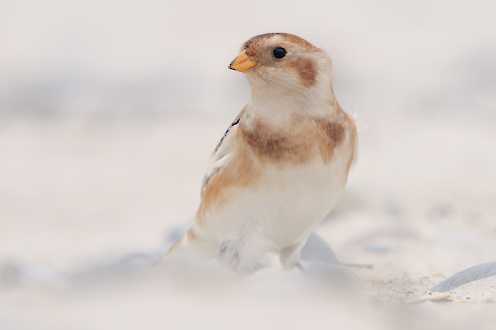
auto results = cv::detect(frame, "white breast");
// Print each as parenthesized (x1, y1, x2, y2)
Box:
(196, 135, 352, 268)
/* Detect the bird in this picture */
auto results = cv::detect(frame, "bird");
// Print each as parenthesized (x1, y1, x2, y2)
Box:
(168, 33, 357, 273)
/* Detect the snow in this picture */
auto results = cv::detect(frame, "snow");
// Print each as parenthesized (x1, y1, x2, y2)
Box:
(2, 0, 496, 328)
(1, 113, 495, 329)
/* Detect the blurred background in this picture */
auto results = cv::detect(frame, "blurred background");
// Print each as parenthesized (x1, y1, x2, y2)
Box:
(1, 0, 496, 329)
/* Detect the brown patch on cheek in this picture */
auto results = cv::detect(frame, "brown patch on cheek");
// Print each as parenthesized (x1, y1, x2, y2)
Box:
(288, 59, 316, 87)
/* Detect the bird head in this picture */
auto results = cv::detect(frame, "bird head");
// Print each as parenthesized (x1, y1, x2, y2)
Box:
(229, 33, 334, 100)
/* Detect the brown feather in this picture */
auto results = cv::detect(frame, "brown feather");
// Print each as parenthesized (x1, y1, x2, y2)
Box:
(197, 135, 261, 221)
(242, 33, 318, 52)
(343, 110, 358, 176)
(197, 108, 350, 219)
(288, 58, 317, 87)
(241, 113, 345, 165)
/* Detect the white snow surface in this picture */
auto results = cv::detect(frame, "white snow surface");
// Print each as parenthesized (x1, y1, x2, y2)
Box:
(1, 112, 495, 329)
(2, 0, 496, 328)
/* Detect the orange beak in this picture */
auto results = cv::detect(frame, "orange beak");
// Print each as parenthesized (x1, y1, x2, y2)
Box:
(229, 50, 257, 72)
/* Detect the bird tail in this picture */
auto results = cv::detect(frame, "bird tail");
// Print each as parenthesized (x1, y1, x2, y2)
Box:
(165, 226, 203, 258)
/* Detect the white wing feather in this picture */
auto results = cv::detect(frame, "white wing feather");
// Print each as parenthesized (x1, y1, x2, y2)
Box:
(201, 113, 242, 193)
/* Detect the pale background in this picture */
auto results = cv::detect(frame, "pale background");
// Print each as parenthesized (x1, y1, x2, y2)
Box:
(1, 1, 496, 329)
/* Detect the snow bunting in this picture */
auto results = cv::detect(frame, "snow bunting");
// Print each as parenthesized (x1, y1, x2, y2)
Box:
(169, 33, 357, 273)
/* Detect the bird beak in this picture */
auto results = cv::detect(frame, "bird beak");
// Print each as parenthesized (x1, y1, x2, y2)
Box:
(229, 50, 256, 72)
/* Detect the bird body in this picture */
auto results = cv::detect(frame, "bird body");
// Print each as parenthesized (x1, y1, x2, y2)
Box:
(170, 33, 357, 273)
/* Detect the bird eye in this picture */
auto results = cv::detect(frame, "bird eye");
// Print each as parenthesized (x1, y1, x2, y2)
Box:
(272, 47, 287, 59)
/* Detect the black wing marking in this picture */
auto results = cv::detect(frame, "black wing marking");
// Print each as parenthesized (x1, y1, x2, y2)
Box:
(213, 114, 241, 153)
(202, 111, 243, 192)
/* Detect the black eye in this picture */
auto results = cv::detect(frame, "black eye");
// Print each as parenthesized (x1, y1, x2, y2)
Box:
(272, 47, 287, 59)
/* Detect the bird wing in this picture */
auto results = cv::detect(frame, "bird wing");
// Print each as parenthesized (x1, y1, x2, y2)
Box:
(200, 111, 242, 194)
